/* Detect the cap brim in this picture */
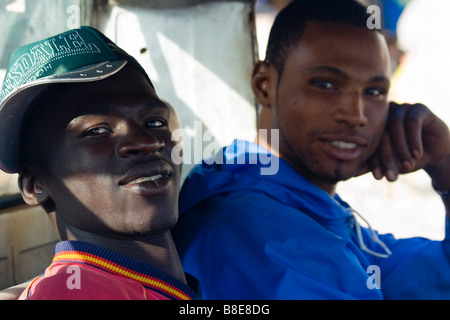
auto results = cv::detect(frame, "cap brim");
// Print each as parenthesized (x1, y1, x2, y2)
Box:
(0, 60, 128, 173)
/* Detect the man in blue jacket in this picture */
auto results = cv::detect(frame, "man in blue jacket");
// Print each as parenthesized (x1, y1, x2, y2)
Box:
(172, 0, 450, 299)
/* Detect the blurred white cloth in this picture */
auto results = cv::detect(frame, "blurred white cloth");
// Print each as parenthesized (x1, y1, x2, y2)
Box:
(392, 0, 450, 125)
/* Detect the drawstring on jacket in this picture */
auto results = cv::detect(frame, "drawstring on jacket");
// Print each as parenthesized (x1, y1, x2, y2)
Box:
(352, 209, 392, 259)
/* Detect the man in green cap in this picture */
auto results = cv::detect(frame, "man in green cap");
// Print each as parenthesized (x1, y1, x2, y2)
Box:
(0, 26, 199, 300)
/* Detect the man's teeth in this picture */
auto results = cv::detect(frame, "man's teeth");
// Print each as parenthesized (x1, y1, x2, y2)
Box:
(331, 141, 357, 149)
(128, 174, 164, 185)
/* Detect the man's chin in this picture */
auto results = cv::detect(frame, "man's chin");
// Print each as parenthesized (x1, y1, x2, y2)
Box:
(319, 164, 365, 183)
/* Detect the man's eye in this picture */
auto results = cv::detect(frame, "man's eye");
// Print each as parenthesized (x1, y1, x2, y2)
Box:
(145, 119, 166, 128)
(365, 87, 385, 97)
(83, 127, 111, 136)
(311, 80, 336, 90)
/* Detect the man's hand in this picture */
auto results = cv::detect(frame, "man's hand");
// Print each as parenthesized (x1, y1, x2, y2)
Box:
(368, 102, 450, 187)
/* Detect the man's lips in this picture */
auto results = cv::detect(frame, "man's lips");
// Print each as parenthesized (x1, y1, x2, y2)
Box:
(119, 160, 174, 195)
(330, 141, 358, 149)
(123, 173, 165, 185)
(319, 134, 368, 161)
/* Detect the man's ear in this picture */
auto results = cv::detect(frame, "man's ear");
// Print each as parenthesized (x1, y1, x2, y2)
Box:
(18, 167, 50, 206)
(251, 61, 276, 109)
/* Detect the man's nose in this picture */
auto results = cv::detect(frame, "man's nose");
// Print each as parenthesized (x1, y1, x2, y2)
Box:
(116, 123, 164, 158)
(333, 92, 368, 127)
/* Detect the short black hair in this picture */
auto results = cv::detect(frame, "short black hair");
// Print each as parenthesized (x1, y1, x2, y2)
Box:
(265, 0, 372, 75)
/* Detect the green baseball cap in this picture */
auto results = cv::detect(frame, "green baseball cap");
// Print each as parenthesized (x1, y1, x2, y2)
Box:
(0, 26, 153, 173)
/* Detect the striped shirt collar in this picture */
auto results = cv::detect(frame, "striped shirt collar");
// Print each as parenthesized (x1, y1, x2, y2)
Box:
(52, 240, 200, 300)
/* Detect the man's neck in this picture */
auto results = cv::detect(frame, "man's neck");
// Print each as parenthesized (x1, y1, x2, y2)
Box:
(56, 223, 187, 284)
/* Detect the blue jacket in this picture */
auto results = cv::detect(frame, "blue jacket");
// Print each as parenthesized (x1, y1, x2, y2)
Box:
(172, 140, 450, 299)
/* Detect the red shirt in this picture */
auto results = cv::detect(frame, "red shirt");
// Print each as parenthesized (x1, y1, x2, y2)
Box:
(19, 241, 199, 300)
